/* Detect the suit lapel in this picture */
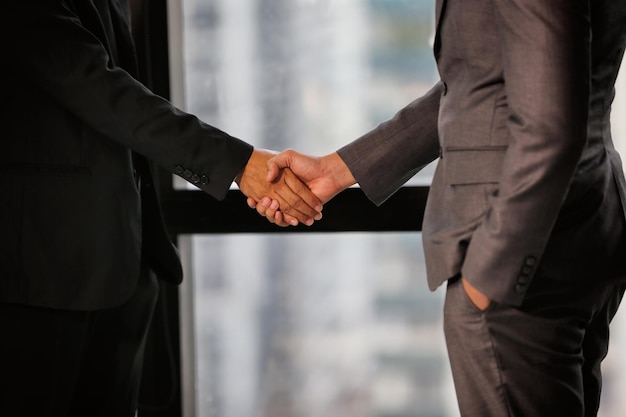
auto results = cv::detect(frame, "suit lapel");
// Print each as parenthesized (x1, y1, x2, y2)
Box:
(434, 0, 447, 59)
(71, 0, 116, 62)
(108, 0, 139, 75)
(73, 0, 136, 73)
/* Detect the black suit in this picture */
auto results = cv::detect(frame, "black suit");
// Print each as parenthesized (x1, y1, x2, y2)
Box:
(1, 0, 252, 309)
(0, 0, 251, 414)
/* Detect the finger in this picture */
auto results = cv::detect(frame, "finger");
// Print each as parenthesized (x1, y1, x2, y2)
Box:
(274, 201, 314, 226)
(272, 211, 295, 227)
(272, 190, 315, 225)
(281, 212, 300, 227)
(283, 169, 323, 214)
(265, 167, 321, 225)
(277, 169, 323, 220)
(254, 199, 293, 227)
(254, 197, 272, 218)
(263, 199, 280, 221)
(247, 197, 258, 209)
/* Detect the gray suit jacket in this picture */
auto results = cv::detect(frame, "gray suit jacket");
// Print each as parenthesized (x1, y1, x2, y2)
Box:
(338, 0, 626, 306)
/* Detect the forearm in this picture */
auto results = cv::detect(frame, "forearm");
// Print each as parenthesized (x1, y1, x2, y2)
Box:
(338, 82, 442, 205)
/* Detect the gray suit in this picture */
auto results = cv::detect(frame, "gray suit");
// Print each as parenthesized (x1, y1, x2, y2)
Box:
(338, 0, 626, 415)
(340, 0, 626, 305)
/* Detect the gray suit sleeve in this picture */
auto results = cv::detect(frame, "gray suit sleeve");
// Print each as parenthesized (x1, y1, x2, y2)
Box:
(461, 0, 591, 304)
(337, 82, 442, 206)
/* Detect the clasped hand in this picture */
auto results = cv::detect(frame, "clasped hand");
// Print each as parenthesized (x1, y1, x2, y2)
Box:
(236, 149, 325, 226)
(245, 149, 356, 227)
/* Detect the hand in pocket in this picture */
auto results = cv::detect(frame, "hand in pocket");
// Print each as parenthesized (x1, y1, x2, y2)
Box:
(462, 277, 491, 311)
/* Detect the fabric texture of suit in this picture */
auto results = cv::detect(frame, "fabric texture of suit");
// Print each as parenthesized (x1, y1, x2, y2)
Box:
(0, 0, 253, 310)
(338, 0, 626, 306)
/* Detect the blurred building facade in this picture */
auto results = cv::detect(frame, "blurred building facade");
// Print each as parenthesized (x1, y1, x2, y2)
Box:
(167, 1, 626, 416)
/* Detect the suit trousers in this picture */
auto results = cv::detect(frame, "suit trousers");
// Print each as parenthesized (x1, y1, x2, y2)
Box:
(444, 273, 625, 417)
(0, 264, 159, 417)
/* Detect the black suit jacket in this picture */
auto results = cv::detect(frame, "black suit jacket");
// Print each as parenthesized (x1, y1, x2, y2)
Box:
(0, 0, 253, 310)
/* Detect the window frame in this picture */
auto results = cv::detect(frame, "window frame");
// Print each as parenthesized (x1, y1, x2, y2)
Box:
(133, 1, 428, 416)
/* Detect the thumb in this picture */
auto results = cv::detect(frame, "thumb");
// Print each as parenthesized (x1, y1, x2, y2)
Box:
(266, 150, 293, 182)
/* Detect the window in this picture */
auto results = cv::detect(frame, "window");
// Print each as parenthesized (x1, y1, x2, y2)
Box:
(162, 1, 626, 416)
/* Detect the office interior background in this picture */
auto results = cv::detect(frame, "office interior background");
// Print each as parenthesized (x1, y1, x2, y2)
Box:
(155, 0, 626, 416)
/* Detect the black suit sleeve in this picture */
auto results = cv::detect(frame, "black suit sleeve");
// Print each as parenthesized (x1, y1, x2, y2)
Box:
(2, 0, 252, 200)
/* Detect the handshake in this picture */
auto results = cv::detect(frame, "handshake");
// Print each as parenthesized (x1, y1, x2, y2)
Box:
(236, 148, 357, 227)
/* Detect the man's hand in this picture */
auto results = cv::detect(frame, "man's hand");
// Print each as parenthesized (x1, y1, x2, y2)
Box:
(248, 150, 357, 226)
(236, 149, 323, 226)
(461, 277, 491, 311)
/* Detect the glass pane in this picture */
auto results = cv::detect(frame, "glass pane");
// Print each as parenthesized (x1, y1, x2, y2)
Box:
(175, 0, 438, 189)
(172, 0, 626, 416)
(184, 233, 457, 417)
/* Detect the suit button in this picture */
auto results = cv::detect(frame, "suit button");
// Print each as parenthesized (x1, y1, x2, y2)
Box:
(174, 165, 184, 175)
(525, 256, 537, 266)
(515, 284, 526, 293)
(191, 174, 200, 184)
(183, 169, 193, 179)
(200, 175, 209, 185)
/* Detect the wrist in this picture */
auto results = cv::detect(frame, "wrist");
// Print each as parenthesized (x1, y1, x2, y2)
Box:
(324, 152, 356, 190)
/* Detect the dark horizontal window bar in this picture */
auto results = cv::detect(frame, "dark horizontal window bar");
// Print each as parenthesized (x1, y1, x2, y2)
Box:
(161, 186, 429, 235)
